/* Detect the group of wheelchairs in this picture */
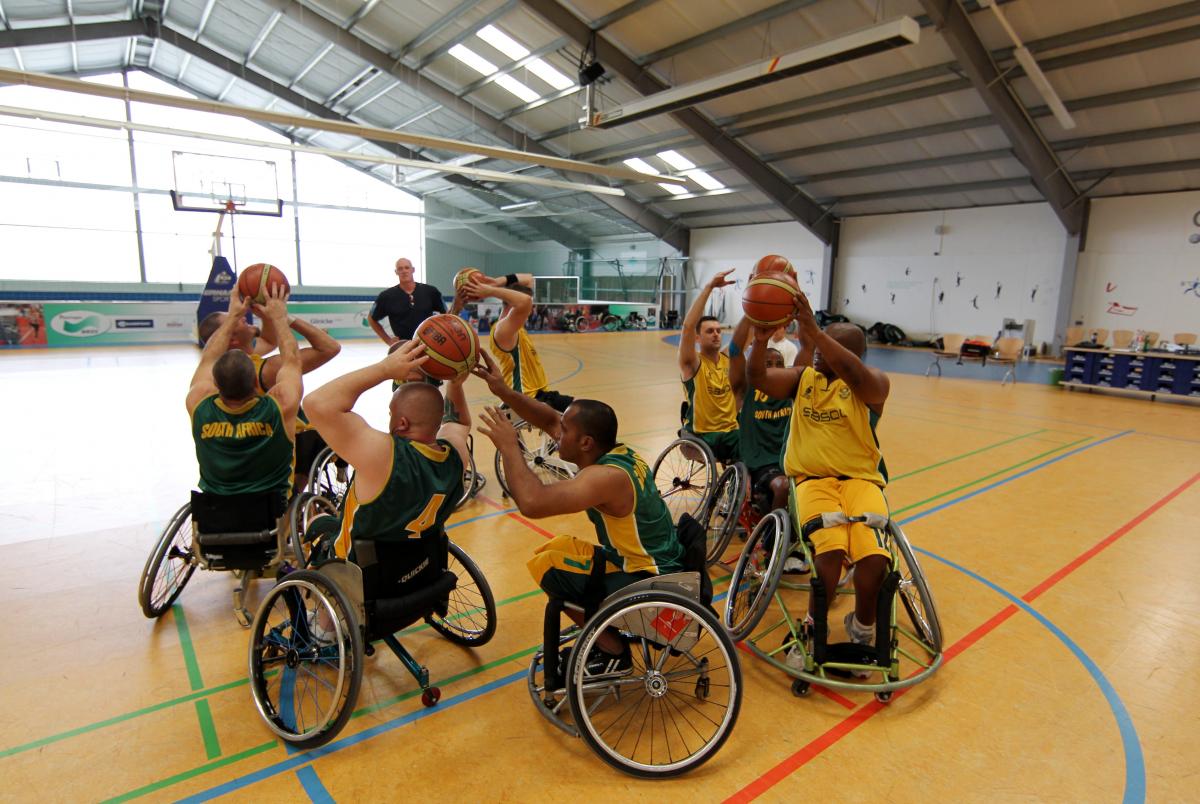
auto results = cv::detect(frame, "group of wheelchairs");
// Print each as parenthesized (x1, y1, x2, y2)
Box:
(651, 430, 943, 703)
(137, 423, 742, 775)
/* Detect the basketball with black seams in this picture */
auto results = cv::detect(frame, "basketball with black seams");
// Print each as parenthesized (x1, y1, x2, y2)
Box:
(237, 263, 290, 304)
(454, 267, 485, 292)
(751, 254, 795, 278)
(415, 314, 479, 380)
(742, 272, 801, 328)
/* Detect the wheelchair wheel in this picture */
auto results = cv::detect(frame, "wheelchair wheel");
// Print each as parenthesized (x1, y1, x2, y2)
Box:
(568, 590, 741, 778)
(289, 492, 338, 569)
(425, 540, 497, 647)
(496, 419, 573, 498)
(602, 314, 621, 332)
(723, 509, 790, 641)
(455, 439, 478, 511)
(702, 463, 747, 566)
(138, 502, 197, 619)
(891, 524, 943, 654)
(651, 437, 715, 525)
(248, 569, 363, 749)
(307, 447, 352, 507)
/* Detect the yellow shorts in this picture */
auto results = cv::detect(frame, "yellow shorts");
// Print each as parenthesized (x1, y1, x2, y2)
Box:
(527, 534, 649, 603)
(794, 477, 890, 564)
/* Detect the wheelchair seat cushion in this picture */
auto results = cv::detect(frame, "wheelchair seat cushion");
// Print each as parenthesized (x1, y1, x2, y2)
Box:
(352, 537, 453, 636)
(191, 489, 286, 538)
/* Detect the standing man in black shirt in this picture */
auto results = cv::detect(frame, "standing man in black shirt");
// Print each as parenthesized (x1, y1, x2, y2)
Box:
(368, 257, 447, 344)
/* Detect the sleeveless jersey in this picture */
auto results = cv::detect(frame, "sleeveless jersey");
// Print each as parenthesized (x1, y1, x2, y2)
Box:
(335, 437, 463, 557)
(250, 352, 314, 432)
(783, 367, 887, 487)
(738, 388, 793, 473)
(585, 445, 684, 576)
(192, 394, 295, 495)
(489, 326, 548, 397)
(683, 352, 737, 434)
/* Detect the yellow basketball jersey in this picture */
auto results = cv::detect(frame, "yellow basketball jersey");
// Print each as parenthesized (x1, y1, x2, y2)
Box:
(683, 352, 737, 434)
(489, 326, 548, 397)
(783, 366, 887, 487)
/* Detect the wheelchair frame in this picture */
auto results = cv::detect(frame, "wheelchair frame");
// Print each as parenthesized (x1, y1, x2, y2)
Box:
(723, 484, 943, 702)
(495, 416, 578, 499)
(525, 572, 741, 778)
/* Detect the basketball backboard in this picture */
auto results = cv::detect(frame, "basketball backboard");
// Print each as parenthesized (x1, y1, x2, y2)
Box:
(170, 151, 283, 216)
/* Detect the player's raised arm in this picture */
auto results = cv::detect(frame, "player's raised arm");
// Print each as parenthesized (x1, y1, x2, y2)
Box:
(471, 350, 561, 440)
(186, 293, 250, 414)
(680, 269, 734, 379)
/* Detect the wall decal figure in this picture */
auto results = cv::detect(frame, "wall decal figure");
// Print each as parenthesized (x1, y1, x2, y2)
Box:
(1105, 282, 1117, 292)
(1106, 302, 1138, 316)
(938, 291, 945, 304)
(844, 298, 850, 307)
(890, 293, 896, 304)
(1031, 285, 1038, 302)
(861, 283, 867, 293)
(1183, 277, 1200, 298)
(995, 282, 1003, 300)
(904, 266, 911, 276)
(956, 272, 963, 288)
(805, 270, 815, 283)
(971, 295, 979, 310)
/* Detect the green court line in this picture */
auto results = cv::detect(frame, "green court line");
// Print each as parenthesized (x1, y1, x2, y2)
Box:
(396, 588, 542, 637)
(891, 434, 1092, 516)
(174, 604, 223, 760)
(100, 740, 277, 804)
(888, 428, 1046, 481)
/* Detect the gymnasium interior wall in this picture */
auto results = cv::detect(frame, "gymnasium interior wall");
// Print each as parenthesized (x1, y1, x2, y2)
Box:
(833, 203, 1067, 345)
(1072, 190, 1200, 340)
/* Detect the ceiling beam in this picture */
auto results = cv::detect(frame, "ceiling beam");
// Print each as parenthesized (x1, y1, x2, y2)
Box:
(0, 18, 151, 48)
(414, 0, 519, 71)
(521, 0, 833, 243)
(265, 0, 687, 251)
(917, 0, 1081, 233)
(589, 0, 663, 30)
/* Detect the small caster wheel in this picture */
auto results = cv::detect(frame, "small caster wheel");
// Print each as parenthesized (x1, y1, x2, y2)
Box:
(874, 691, 892, 704)
(694, 677, 710, 699)
(421, 687, 441, 707)
(363, 642, 375, 657)
(791, 679, 810, 697)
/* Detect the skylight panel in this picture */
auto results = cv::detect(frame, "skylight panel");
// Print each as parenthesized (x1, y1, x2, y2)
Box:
(495, 74, 540, 103)
(657, 150, 695, 171)
(448, 44, 497, 76)
(658, 183, 687, 195)
(527, 59, 574, 90)
(477, 25, 529, 60)
(687, 170, 725, 190)
(623, 157, 660, 176)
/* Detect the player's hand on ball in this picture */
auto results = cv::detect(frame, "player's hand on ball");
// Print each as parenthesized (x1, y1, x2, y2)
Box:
(709, 268, 736, 289)
(463, 277, 491, 301)
(477, 405, 518, 451)
(229, 291, 252, 319)
(262, 283, 290, 320)
(792, 291, 817, 334)
(381, 338, 428, 381)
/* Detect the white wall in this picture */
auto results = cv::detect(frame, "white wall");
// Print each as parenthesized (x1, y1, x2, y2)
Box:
(835, 204, 1067, 344)
(1073, 191, 1200, 340)
(689, 222, 826, 324)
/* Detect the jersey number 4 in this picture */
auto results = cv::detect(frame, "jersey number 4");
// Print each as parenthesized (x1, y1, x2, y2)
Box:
(405, 494, 446, 537)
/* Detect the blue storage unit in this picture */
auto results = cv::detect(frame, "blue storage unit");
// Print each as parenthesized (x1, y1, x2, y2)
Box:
(1062, 348, 1200, 402)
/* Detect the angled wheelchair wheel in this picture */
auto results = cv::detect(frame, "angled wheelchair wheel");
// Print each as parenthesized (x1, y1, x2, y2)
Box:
(602, 314, 621, 332)
(138, 502, 197, 619)
(702, 463, 747, 566)
(248, 569, 363, 750)
(568, 590, 741, 778)
(307, 447, 352, 507)
(651, 437, 715, 525)
(496, 419, 573, 498)
(891, 524, 943, 654)
(289, 492, 338, 569)
(426, 540, 497, 647)
(723, 509, 790, 641)
(455, 438, 478, 511)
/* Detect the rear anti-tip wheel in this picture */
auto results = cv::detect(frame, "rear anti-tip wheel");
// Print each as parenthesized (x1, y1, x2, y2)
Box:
(422, 687, 441, 707)
(875, 691, 893, 704)
(791, 679, 811, 698)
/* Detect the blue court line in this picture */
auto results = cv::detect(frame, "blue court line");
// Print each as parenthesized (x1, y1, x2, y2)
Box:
(913, 546, 1145, 804)
(446, 506, 516, 531)
(184, 428, 1135, 801)
(295, 766, 335, 804)
(178, 669, 526, 803)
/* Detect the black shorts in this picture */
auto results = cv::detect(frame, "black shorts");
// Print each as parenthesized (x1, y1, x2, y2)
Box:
(535, 388, 575, 413)
(294, 430, 327, 476)
(749, 465, 784, 513)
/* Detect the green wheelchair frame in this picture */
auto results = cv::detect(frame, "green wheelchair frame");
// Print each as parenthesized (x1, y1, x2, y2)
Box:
(723, 483, 943, 702)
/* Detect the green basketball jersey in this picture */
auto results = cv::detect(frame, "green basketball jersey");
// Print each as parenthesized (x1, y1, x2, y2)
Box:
(738, 388, 793, 473)
(586, 445, 684, 575)
(335, 437, 464, 555)
(192, 394, 294, 496)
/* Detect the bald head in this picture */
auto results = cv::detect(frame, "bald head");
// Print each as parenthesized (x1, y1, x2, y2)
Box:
(388, 381, 444, 438)
(825, 323, 866, 357)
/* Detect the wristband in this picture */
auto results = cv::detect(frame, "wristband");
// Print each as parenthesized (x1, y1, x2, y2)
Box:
(504, 273, 519, 287)
(729, 341, 741, 358)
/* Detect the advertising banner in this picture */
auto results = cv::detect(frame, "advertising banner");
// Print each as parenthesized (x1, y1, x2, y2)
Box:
(43, 302, 196, 346)
(0, 302, 48, 346)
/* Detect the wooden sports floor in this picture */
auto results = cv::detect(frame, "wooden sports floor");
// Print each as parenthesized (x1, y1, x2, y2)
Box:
(2, 331, 1198, 802)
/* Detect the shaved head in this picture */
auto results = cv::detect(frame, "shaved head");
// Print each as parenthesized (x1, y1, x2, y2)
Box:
(388, 381, 444, 438)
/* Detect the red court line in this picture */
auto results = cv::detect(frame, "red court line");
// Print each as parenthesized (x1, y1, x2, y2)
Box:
(735, 642, 857, 710)
(475, 493, 556, 540)
(724, 472, 1199, 803)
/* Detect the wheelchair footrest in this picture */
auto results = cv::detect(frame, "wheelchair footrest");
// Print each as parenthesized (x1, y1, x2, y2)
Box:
(819, 642, 880, 678)
(197, 530, 274, 547)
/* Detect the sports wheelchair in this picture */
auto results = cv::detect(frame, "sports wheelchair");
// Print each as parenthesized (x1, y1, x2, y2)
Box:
(722, 485, 942, 702)
(307, 435, 485, 512)
(527, 516, 741, 778)
(246, 517, 497, 749)
(495, 417, 578, 498)
(138, 490, 297, 627)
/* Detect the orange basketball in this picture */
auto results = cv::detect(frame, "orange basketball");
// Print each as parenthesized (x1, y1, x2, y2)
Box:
(742, 272, 801, 327)
(414, 313, 480, 380)
(237, 263, 290, 304)
(752, 254, 795, 278)
(454, 267, 485, 292)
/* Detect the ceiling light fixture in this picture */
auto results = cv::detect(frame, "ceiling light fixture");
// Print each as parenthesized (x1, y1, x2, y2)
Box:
(977, 0, 1075, 129)
(583, 17, 920, 128)
(499, 199, 539, 210)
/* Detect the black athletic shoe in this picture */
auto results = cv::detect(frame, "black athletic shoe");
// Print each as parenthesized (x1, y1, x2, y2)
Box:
(561, 644, 634, 677)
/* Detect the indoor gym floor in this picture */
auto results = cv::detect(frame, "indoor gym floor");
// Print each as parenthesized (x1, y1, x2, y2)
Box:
(1, 330, 1198, 802)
